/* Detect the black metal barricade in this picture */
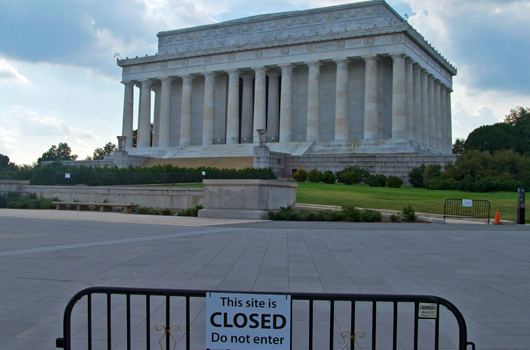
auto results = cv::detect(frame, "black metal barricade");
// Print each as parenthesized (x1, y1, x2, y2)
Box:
(56, 286, 476, 350)
(444, 198, 491, 223)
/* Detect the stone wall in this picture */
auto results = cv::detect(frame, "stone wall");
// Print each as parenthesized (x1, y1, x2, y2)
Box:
(0, 180, 203, 210)
(285, 153, 457, 184)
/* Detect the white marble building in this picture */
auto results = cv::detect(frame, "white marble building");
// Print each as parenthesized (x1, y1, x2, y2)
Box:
(117, 0, 456, 159)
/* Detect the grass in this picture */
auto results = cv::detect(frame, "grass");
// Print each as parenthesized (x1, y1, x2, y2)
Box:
(154, 181, 526, 223)
(296, 182, 525, 223)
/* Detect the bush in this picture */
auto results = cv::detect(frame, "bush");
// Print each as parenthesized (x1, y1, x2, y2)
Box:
(360, 209, 382, 222)
(0, 192, 57, 209)
(408, 164, 426, 188)
(337, 171, 357, 185)
(336, 167, 371, 184)
(307, 169, 322, 183)
(423, 164, 442, 184)
(389, 213, 400, 222)
(386, 176, 403, 188)
(457, 174, 475, 192)
(321, 171, 336, 184)
(425, 177, 458, 190)
(342, 205, 361, 222)
(177, 205, 203, 217)
(401, 205, 417, 222)
(293, 168, 308, 182)
(29, 163, 276, 186)
(366, 174, 387, 187)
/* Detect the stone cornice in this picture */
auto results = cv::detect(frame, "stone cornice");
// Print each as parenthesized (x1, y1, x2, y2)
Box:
(117, 0, 456, 76)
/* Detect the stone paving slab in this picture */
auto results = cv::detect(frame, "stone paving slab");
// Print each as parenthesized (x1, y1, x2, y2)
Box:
(0, 210, 529, 349)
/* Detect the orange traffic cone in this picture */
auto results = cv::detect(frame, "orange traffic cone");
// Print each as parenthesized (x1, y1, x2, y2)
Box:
(494, 210, 502, 225)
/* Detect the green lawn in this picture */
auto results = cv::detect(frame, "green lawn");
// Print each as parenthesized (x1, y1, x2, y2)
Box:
(165, 181, 526, 223)
(296, 182, 525, 223)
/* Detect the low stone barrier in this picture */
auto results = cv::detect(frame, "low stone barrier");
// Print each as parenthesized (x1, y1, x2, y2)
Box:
(0, 180, 203, 210)
(198, 179, 297, 220)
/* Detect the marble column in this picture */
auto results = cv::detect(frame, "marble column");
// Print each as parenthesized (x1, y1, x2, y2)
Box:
(202, 73, 215, 145)
(334, 59, 349, 141)
(226, 70, 240, 144)
(159, 77, 173, 148)
(241, 73, 254, 143)
(440, 85, 447, 154)
(413, 64, 423, 144)
(279, 64, 294, 143)
(434, 80, 442, 151)
(306, 61, 321, 142)
(138, 79, 152, 148)
(446, 89, 453, 154)
(363, 55, 379, 140)
(180, 75, 194, 145)
(391, 53, 406, 139)
(121, 81, 135, 149)
(253, 67, 267, 144)
(421, 69, 429, 147)
(405, 59, 414, 141)
(267, 71, 280, 142)
(152, 84, 161, 147)
(428, 75, 435, 148)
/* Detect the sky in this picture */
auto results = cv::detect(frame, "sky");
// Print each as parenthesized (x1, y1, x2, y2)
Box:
(1, 0, 529, 165)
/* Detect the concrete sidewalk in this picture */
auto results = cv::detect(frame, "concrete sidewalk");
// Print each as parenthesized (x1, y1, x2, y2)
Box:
(1, 210, 529, 349)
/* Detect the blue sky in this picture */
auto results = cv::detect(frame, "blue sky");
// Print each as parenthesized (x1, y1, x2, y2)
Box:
(1, 0, 529, 164)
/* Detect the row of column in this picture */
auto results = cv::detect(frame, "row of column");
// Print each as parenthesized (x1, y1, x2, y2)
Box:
(122, 55, 452, 153)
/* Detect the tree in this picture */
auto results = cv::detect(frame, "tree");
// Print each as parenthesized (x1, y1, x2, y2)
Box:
(464, 123, 527, 154)
(0, 154, 9, 170)
(38, 142, 78, 164)
(452, 138, 465, 154)
(503, 106, 530, 126)
(92, 142, 118, 160)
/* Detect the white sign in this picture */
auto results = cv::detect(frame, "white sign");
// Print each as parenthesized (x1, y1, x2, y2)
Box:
(418, 303, 437, 319)
(206, 292, 291, 350)
(64, 173, 71, 179)
(202, 171, 206, 176)
(462, 199, 472, 207)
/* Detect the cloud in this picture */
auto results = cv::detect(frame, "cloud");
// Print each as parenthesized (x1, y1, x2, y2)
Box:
(402, 0, 530, 95)
(0, 59, 29, 84)
(0, 0, 215, 77)
(12, 107, 98, 140)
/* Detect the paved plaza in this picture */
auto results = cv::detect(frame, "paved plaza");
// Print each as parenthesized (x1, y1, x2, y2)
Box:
(1, 209, 530, 349)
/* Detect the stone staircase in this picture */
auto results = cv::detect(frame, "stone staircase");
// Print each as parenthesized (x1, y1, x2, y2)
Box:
(160, 142, 313, 159)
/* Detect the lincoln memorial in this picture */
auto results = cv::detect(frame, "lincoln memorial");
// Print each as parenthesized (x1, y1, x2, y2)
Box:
(116, 0, 457, 177)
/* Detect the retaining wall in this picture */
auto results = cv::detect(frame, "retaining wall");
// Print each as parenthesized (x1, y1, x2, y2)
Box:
(0, 180, 203, 210)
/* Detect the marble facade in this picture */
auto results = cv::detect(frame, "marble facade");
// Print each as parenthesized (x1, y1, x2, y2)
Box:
(117, 0, 456, 158)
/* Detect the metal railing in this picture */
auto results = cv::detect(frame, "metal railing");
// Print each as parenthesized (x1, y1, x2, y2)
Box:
(163, 143, 186, 158)
(290, 138, 306, 154)
(56, 286, 475, 350)
(444, 198, 491, 223)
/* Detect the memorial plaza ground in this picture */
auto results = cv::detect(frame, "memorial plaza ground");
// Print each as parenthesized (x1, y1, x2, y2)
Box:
(1, 209, 529, 349)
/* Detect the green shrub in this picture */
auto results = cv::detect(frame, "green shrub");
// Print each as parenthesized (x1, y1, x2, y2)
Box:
(389, 213, 400, 222)
(457, 174, 475, 192)
(177, 205, 203, 217)
(408, 164, 426, 188)
(336, 167, 371, 184)
(0, 192, 57, 209)
(161, 209, 173, 216)
(401, 205, 417, 222)
(386, 176, 403, 188)
(425, 177, 458, 190)
(366, 174, 387, 187)
(293, 168, 308, 182)
(308, 169, 322, 183)
(337, 171, 357, 185)
(321, 171, 336, 184)
(342, 205, 361, 222)
(360, 209, 382, 222)
(423, 164, 442, 184)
